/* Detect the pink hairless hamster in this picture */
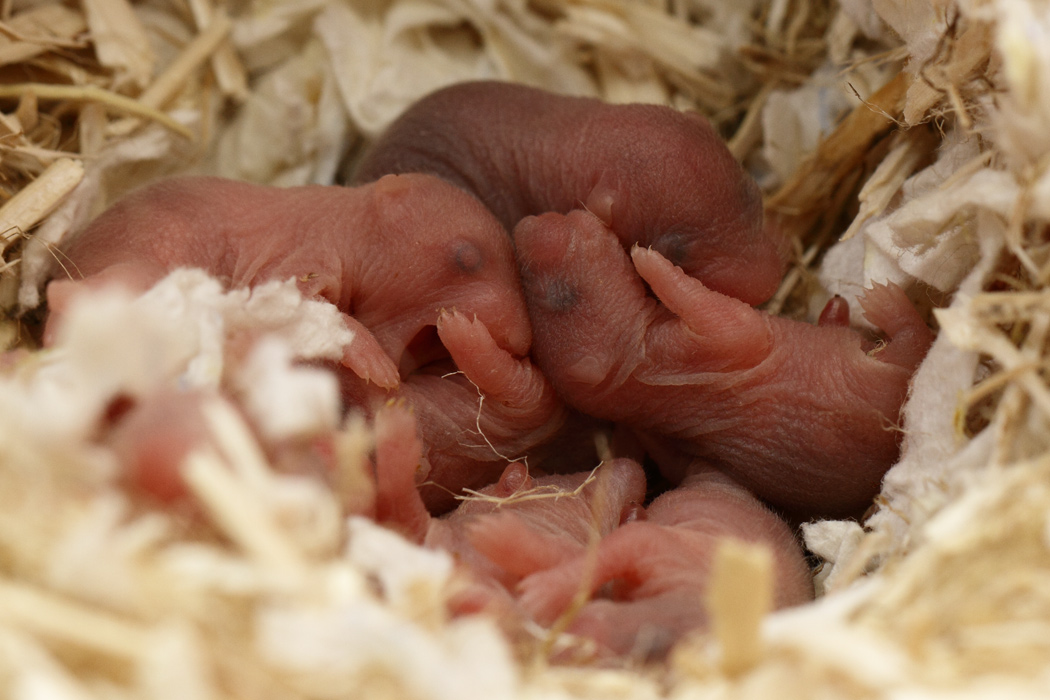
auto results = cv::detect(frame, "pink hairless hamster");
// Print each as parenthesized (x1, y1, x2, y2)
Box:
(513, 210, 934, 519)
(48, 174, 527, 382)
(518, 467, 813, 659)
(370, 402, 645, 576)
(371, 403, 811, 659)
(45, 174, 566, 508)
(351, 81, 786, 306)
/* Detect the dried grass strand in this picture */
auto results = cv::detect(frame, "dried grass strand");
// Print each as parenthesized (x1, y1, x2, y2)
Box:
(0, 83, 193, 139)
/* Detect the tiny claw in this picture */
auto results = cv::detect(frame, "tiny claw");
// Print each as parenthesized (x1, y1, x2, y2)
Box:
(818, 295, 850, 327)
(382, 396, 412, 413)
(339, 313, 400, 389)
(620, 503, 645, 525)
(495, 461, 532, 496)
(341, 343, 400, 389)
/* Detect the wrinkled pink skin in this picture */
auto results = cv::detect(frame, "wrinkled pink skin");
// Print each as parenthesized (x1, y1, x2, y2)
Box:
(371, 402, 644, 561)
(371, 403, 811, 659)
(514, 210, 934, 518)
(430, 459, 646, 588)
(46, 174, 566, 508)
(352, 81, 786, 306)
(371, 403, 644, 626)
(519, 468, 814, 659)
(337, 307, 568, 514)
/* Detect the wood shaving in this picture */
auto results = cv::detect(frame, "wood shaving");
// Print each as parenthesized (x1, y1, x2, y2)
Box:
(81, 0, 156, 89)
(706, 540, 775, 676)
(0, 158, 83, 258)
(0, 4, 88, 67)
(455, 464, 601, 506)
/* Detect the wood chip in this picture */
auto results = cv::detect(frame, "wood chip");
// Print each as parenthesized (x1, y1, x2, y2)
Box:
(767, 72, 909, 222)
(81, 0, 156, 89)
(0, 4, 88, 67)
(839, 126, 938, 241)
(182, 399, 312, 578)
(0, 157, 83, 257)
(0, 83, 195, 139)
(182, 449, 309, 579)
(0, 577, 151, 661)
(187, 0, 250, 102)
(903, 19, 992, 126)
(706, 538, 774, 676)
(138, 10, 234, 111)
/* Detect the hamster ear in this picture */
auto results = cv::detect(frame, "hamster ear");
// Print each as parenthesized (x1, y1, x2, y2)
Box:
(584, 169, 620, 227)
(42, 278, 80, 346)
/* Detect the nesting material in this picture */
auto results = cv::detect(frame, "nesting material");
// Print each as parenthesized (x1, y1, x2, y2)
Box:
(706, 540, 774, 676)
(0, 158, 83, 259)
(3, 0, 1050, 698)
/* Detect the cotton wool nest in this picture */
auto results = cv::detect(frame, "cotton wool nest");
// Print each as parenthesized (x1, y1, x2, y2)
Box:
(0, 0, 1048, 697)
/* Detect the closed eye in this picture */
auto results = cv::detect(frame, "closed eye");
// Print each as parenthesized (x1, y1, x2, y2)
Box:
(653, 226, 693, 267)
(452, 240, 484, 274)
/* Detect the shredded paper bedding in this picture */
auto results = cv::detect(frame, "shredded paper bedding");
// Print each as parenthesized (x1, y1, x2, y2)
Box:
(1, 0, 1049, 697)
